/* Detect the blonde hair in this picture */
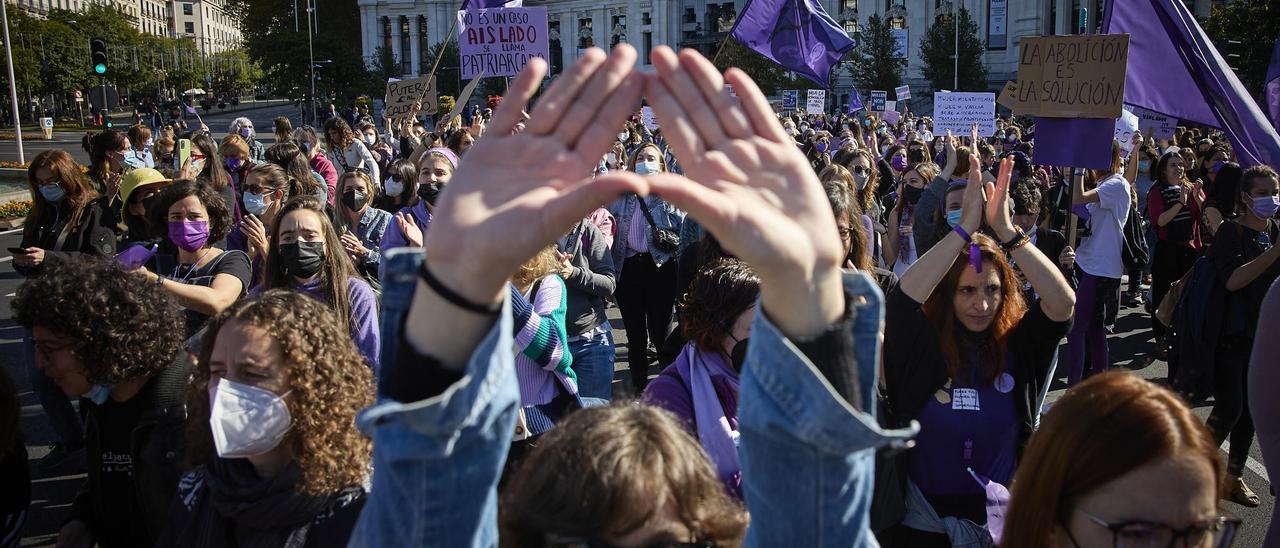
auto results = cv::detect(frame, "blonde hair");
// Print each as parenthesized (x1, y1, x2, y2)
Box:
(513, 245, 560, 293)
(219, 134, 250, 158)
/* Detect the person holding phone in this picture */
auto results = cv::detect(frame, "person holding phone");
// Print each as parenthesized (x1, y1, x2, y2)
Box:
(117, 168, 173, 249)
(81, 130, 130, 205)
(14, 149, 119, 472)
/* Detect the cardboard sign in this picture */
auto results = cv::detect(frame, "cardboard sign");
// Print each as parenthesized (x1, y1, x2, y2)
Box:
(1013, 34, 1130, 118)
(384, 76, 438, 121)
(933, 92, 996, 137)
(1114, 108, 1139, 155)
(1127, 104, 1176, 140)
(457, 7, 550, 80)
(641, 106, 659, 131)
(895, 85, 911, 101)
(870, 90, 887, 112)
(882, 110, 901, 125)
(884, 100, 897, 113)
(997, 81, 1018, 112)
(781, 90, 798, 109)
(891, 28, 909, 59)
(442, 69, 487, 125)
(806, 89, 826, 115)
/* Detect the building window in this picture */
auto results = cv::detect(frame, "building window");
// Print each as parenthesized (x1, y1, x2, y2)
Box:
(642, 31, 651, 64)
(844, 19, 858, 34)
(642, 11, 651, 25)
(418, 16, 429, 70)
(577, 17, 593, 49)
(683, 8, 695, 24)
(184, 21, 194, 33)
(399, 16, 411, 74)
(842, 0, 857, 10)
(890, 16, 906, 29)
(182, 3, 191, 15)
(610, 15, 626, 47)
(381, 17, 392, 52)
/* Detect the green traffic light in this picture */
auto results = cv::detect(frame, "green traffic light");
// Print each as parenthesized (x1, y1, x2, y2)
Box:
(94, 63, 106, 75)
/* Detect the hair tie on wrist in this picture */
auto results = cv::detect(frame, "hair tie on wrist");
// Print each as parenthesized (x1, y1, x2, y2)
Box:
(418, 262, 501, 315)
(952, 224, 982, 273)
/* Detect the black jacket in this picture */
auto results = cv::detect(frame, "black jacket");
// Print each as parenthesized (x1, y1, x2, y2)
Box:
(16, 196, 118, 276)
(69, 353, 191, 547)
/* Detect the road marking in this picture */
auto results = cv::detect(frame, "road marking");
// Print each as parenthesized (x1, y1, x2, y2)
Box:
(0, 228, 21, 235)
(1221, 441, 1270, 483)
(0, 256, 11, 263)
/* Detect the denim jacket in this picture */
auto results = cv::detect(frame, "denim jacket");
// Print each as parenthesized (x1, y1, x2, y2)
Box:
(607, 194, 685, 273)
(351, 255, 916, 547)
(340, 207, 392, 279)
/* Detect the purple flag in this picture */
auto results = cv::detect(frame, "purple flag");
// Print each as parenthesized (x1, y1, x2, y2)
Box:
(183, 103, 197, 115)
(1267, 36, 1280, 132)
(847, 89, 864, 114)
(729, 0, 855, 89)
(1032, 117, 1115, 170)
(1103, 0, 1280, 169)
(460, 0, 520, 9)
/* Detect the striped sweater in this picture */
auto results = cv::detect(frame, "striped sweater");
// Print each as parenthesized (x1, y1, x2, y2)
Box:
(510, 275, 577, 407)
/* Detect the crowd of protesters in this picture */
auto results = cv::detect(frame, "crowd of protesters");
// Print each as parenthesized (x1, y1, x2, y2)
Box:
(0, 43, 1276, 547)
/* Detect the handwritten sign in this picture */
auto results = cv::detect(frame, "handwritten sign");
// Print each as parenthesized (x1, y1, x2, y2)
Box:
(895, 85, 911, 101)
(891, 28, 909, 59)
(933, 92, 996, 137)
(457, 7, 549, 80)
(882, 110, 901, 125)
(1126, 104, 1176, 140)
(870, 90, 887, 112)
(996, 81, 1019, 112)
(641, 106, 659, 131)
(884, 100, 897, 113)
(384, 76, 438, 121)
(781, 90, 798, 110)
(806, 89, 826, 115)
(1114, 109, 1139, 155)
(1013, 34, 1130, 118)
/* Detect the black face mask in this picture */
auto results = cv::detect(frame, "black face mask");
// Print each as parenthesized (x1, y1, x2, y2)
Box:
(907, 148, 926, 164)
(342, 190, 367, 211)
(418, 182, 442, 206)
(903, 185, 925, 205)
(730, 337, 750, 372)
(279, 241, 324, 279)
(140, 194, 160, 216)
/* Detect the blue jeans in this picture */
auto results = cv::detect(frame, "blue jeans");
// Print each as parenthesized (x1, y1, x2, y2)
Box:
(24, 329, 83, 448)
(350, 265, 916, 548)
(568, 330, 616, 401)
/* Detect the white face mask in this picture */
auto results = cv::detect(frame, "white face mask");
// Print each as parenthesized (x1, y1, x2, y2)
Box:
(606, 152, 617, 166)
(364, 134, 377, 146)
(384, 177, 404, 196)
(853, 171, 869, 190)
(208, 378, 292, 459)
(618, 132, 629, 142)
(635, 160, 661, 176)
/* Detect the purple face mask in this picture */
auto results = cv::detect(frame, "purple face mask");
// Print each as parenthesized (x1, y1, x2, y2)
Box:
(816, 141, 829, 153)
(168, 220, 210, 252)
(238, 127, 252, 139)
(891, 155, 908, 171)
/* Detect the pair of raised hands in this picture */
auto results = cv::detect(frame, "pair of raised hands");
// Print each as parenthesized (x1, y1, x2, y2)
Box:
(423, 44, 845, 338)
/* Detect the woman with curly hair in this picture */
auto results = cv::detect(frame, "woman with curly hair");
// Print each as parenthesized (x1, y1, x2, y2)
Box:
(260, 195, 380, 367)
(322, 117, 380, 187)
(135, 180, 253, 341)
(157, 290, 373, 548)
(643, 258, 758, 498)
(14, 257, 189, 548)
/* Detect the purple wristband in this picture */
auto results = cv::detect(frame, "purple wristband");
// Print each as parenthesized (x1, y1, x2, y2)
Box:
(952, 224, 983, 273)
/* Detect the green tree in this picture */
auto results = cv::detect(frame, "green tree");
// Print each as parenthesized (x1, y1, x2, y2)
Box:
(1203, 1, 1279, 105)
(372, 45, 399, 85)
(848, 14, 905, 95)
(919, 7, 988, 92)
(712, 39, 822, 96)
(423, 40, 461, 99)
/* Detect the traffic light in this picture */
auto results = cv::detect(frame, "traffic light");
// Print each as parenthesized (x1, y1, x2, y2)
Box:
(90, 37, 108, 76)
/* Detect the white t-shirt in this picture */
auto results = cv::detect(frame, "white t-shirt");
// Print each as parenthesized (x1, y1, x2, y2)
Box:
(1075, 174, 1131, 280)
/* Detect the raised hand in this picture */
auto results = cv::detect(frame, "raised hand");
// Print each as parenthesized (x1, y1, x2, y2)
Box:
(241, 214, 269, 261)
(641, 46, 843, 338)
(984, 157, 1017, 240)
(421, 45, 646, 307)
(394, 211, 423, 247)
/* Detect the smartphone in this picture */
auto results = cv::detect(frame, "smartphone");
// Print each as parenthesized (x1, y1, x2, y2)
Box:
(176, 138, 193, 172)
(6, 247, 29, 254)
(115, 242, 159, 270)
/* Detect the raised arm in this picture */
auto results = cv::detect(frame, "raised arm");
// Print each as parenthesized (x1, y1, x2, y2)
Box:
(898, 150, 987, 303)
(985, 159, 1077, 321)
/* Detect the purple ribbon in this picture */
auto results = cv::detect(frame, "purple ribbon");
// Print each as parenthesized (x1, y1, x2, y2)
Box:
(952, 224, 983, 273)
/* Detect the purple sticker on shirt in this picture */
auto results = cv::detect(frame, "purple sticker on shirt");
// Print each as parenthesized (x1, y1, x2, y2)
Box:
(994, 373, 1014, 393)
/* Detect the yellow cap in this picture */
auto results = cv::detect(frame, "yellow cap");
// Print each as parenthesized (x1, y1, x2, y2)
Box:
(119, 168, 172, 205)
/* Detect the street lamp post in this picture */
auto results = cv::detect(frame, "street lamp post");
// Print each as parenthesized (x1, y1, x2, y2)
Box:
(953, 1, 959, 90)
(305, 0, 317, 125)
(1, 0, 24, 164)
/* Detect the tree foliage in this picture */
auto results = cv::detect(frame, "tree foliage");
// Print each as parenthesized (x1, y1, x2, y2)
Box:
(848, 15, 905, 95)
(713, 39, 821, 97)
(919, 7, 988, 92)
(1202, 0, 1280, 105)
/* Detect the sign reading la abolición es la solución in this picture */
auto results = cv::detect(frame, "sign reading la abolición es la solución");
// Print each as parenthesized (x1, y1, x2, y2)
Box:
(457, 7, 550, 80)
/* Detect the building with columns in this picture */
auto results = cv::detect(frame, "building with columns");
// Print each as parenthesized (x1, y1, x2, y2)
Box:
(356, 0, 1228, 108)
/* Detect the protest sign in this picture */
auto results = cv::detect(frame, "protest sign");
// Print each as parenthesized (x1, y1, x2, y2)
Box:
(457, 7, 550, 80)
(384, 76, 438, 121)
(895, 85, 911, 101)
(782, 90, 798, 109)
(884, 100, 897, 113)
(847, 89, 864, 113)
(1033, 117, 1115, 169)
(806, 89, 826, 115)
(870, 90, 887, 112)
(1114, 109, 1139, 155)
(997, 81, 1019, 112)
(882, 110, 901, 124)
(1126, 104, 1176, 140)
(933, 92, 996, 137)
(442, 69, 487, 124)
(1013, 34, 1129, 118)
(641, 106, 659, 131)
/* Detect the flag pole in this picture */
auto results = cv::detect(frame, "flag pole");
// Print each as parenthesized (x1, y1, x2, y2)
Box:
(426, 1, 465, 81)
(711, 36, 732, 66)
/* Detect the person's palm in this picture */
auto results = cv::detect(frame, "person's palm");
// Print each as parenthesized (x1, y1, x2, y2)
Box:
(423, 45, 647, 303)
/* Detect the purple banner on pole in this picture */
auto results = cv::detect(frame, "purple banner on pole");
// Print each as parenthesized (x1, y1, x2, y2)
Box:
(729, 0, 855, 89)
(847, 89, 864, 113)
(1032, 117, 1115, 170)
(1267, 36, 1280, 132)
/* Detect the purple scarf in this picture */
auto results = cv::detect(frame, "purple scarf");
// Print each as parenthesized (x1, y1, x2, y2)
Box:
(672, 343, 741, 492)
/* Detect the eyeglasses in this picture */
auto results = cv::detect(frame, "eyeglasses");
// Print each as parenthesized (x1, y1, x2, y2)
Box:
(1080, 510, 1240, 548)
(837, 226, 854, 240)
(851, 166, 871, 176)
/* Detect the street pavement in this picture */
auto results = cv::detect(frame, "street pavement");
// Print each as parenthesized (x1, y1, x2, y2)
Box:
(0, 136, 1272, 543)
(0, 102, 307, 166)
